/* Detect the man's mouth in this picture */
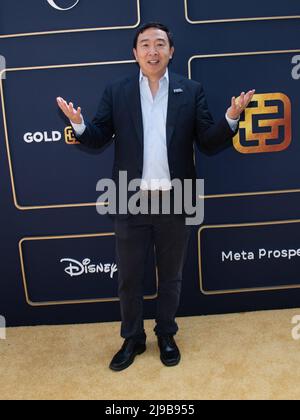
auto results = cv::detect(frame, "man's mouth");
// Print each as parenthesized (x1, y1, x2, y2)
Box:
(148, 60, 160, 65)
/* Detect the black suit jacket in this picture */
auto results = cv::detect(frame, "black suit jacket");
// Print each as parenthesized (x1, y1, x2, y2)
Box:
(75, 71, 237, 214)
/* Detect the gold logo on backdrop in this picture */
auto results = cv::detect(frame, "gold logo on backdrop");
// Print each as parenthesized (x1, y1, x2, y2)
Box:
(65, 126, 79, 145)
(234, 93, 292, 154)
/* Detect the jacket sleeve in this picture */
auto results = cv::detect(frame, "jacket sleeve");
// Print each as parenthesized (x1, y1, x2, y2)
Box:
(194, 83, 238, 153)
(74, 85, 115, 149)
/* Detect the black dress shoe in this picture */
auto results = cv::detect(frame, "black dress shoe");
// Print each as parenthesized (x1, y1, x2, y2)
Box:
(158, 335, 181, 367)
(109, 338, 146, 371)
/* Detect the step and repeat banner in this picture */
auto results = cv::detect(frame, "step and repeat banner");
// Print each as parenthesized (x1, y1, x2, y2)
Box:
(0, 0, 300, 326)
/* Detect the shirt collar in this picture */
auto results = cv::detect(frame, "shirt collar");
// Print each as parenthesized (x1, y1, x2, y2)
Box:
(139, 68, 169, 84)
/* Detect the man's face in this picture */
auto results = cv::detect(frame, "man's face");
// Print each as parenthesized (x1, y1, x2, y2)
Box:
(133, 28, 174, 79)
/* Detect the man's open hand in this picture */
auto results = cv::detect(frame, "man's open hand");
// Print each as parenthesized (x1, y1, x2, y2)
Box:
(227, 90, 256, 120)
(57, 97, 82, 124)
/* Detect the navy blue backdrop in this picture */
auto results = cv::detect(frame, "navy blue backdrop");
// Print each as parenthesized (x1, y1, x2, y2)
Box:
(0, 0, 300, 327)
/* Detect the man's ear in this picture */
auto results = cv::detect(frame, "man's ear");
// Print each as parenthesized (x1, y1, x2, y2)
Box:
(170, 47, 175, 60)
(133, 49, 138, 62)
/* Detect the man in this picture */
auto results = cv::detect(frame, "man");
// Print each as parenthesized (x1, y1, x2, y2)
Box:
(57, 22, 255, 371)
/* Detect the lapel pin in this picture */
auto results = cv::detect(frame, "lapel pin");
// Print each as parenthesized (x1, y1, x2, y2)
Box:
(174, 88, 183, 94)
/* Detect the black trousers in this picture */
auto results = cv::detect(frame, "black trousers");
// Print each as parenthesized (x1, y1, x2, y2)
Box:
(114, 197, 191, 340)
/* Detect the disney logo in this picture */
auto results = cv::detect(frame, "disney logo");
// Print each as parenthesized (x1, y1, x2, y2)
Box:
(60, 258, 118, 279)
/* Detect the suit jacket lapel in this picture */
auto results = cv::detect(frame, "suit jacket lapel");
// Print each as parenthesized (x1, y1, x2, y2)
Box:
(124, 72, 186, 152)
(124, 74, 144, 150)
(166, 73, 186, 149)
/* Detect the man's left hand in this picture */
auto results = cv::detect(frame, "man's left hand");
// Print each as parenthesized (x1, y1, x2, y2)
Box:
(227, 89, 256, 120)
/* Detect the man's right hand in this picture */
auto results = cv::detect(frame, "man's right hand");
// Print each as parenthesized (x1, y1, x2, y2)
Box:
(56, 97, 83, 124)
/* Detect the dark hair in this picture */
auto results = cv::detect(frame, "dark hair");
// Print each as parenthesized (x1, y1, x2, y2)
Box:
(133, 22, 174, 49)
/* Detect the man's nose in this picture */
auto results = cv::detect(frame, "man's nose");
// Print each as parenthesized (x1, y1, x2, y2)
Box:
(148, 47, 159, 55)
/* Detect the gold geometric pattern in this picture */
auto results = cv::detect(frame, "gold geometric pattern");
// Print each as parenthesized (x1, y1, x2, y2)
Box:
(188, 49, 300, 198)
(65, 126, 80, 145)
(234, 93, 292, 154)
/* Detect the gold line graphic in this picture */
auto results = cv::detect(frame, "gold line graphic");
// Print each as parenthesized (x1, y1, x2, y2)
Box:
(184, 0, 300, 24)
(0, 59, 135, 211)
(188, 49, 300, 199)
(0, 0, 141, 39)
(198, 219, 300, 295)
(19, 232, 158, 307)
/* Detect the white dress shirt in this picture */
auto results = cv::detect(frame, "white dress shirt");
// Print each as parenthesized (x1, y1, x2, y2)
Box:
(139, 69, 171, 191)
(71, 70, 239, 191)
